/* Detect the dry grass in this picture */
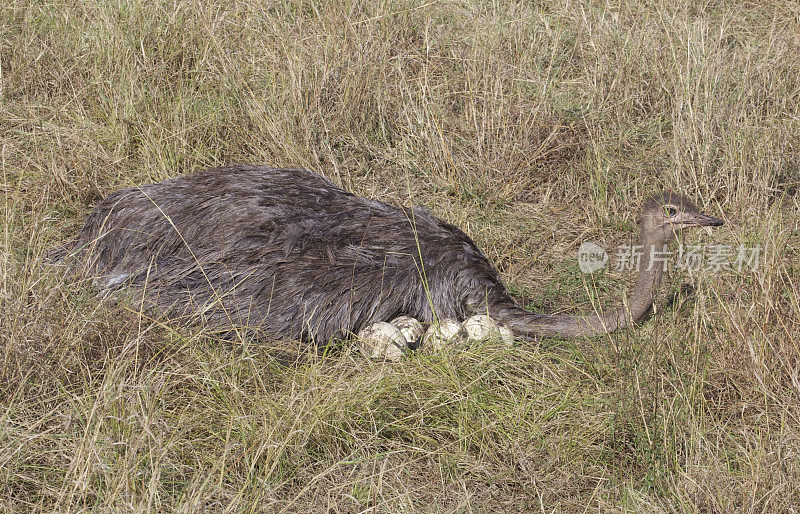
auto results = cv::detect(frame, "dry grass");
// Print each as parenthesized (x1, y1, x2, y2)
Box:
(2, 0, 800, 511)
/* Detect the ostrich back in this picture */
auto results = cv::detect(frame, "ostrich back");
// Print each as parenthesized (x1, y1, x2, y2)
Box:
(62, 165, 512, 342)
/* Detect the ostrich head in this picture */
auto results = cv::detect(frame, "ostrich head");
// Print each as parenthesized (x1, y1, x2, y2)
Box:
(640, 192, 724, 245)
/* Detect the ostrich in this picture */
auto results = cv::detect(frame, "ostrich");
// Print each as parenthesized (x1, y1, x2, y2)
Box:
(56, 164, 724, 342)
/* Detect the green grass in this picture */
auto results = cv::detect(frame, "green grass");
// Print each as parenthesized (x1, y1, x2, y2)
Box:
(2, 0, 800, 510)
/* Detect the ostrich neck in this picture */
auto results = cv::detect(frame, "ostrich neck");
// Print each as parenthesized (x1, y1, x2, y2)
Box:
(491, 232, 669, 338)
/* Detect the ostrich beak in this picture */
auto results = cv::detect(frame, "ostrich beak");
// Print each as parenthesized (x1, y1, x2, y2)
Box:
(695, 213, 725, 227)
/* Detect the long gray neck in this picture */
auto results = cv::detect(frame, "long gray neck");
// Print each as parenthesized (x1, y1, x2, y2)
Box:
(491, 237, 669, 338)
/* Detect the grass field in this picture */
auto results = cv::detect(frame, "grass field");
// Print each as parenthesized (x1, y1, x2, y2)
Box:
(2, 0, 800, 511)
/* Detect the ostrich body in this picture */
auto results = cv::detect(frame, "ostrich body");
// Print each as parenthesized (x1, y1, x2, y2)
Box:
(59, 165, 724, 342)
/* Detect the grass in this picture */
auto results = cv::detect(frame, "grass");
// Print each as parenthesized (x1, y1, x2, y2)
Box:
(2, 0, 800, 510)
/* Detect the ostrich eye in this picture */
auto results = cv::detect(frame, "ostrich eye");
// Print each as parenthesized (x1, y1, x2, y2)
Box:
(665, 206, 678, 217)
